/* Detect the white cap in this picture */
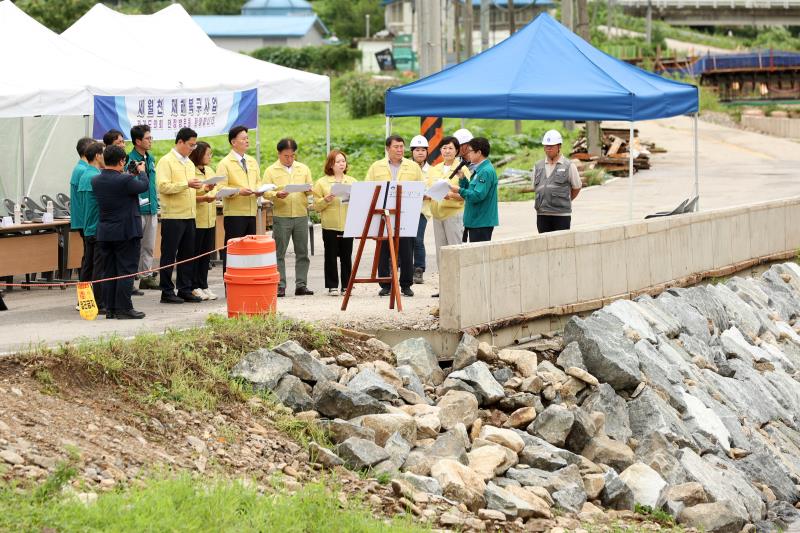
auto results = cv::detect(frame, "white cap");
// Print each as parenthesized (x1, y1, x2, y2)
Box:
(541, 129, 563, 146)
(453, 128, 473, 145)
(410, 135, 429, 148)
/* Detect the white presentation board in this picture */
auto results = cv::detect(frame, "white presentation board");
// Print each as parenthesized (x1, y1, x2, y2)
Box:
(343, 181, 425, 238)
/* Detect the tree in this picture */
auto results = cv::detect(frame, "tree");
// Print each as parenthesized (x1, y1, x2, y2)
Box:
(313, 0, 385, 42)
(13, 0, 96, 33)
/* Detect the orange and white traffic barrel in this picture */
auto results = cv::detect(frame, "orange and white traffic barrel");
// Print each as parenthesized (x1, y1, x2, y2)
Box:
(223, 235, 279, 317)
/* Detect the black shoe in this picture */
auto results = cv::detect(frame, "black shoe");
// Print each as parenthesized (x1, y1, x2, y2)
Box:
(98, 308, 107, 315)
(160, 294, 184, 304)
(131, 289, 144, 296)
(432, 293, 439, 298)
(178, 292, 202, 303)
(295, 287, 314, 296)
(413, 267, 424, 285)
(378, 288, 390, 297)
(116, 309, 145, 320)
(277, 287, 286, 298)
(401, 287, 414, 297)
(106, 312, 116, 319)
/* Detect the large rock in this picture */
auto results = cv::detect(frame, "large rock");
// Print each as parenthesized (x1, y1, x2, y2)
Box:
(453, 333, 479, 371)
(479, 426, 526, 453)
(497, 349, 538, 378)
(518, 445, 568, 471)
(678, 501, 746, 533)
(564, 408, 597, 454)
(651, 292, 712, 343)
(318, 418, 376, 444)
(273, 374, 314, 412)
(395, 365, 427, 398)
(627, 387, 695, 449)
(552, 483, 587, 514)
(504, 407, 537, 429)
(313, 380, 388, 419)
(563, 312, 643, 391)
(581, 383, 632, 443)
(336, 437, 389, 470)
(448, 361, 505, 405)
(393, 338, 443, 385)
(485, 482, 545, 518)
(467, 444, 517, 480)
(605, 299, 657, 343)
(601, 468, 635, 510)
(678, 448, 764, 521)
(557, 341, 586, 371)
(437, 390, 479, 430)
(618, 462, 667, 508)
(503, 486, 552, 518)
(273, 340, 337, 383)
(358, 413, 417, 447)
(505, 464, 582, 494)
(670, 286, 730, 335)
(230, 349, 292, 390)
(430, 459, 486, 512)
(634, 432, 688, 486)
(376, 432, 412, 474)
(633, 294, 682, 338)
(346, 368, 398, 401)
(530, 404, 575, 447)
(404, 426, 470, 475)
(582, 436, 635, 473)
(396, 472, 442, 495)
(399, 404, 441, 439)
(681, 392, 731, 452)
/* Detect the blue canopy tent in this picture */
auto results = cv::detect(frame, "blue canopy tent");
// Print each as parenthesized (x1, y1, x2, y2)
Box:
(385, 13, 701, 216)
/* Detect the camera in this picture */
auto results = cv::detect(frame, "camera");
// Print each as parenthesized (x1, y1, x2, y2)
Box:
(126, 160, 143, 174)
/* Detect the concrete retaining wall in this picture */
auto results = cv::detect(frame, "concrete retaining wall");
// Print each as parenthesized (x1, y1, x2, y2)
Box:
(742, 116, 800, 139)
(440, 196, 800, 332)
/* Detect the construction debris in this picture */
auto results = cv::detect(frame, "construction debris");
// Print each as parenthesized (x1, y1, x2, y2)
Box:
(570, 127, 664, 176)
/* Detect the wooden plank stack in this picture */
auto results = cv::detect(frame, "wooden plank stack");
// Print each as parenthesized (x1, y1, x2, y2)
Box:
(570, 126, 663, 176)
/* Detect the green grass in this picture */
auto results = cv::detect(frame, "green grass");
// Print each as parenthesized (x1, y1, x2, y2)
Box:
(0, 473, 428, 533)
(26, 313, 336, 411)
(634, 503, 676, 526)
(498, 187, 535, 202)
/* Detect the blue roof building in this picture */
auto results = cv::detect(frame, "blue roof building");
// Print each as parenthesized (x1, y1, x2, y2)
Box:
(193, 0, 328, 53)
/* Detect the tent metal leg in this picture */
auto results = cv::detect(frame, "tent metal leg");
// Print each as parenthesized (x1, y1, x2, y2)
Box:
(385, 116, 392, 137)
(18, 117, 24, 205)
(256, 116, 261, 168)
(693, 113, 699, 211)
(326, 102, 331, 155)
(85, 114, 91, 137)
(628, 122, 634, 220)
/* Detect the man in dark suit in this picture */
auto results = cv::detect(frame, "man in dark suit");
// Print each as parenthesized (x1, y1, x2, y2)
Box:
(92, 145, 149, 319)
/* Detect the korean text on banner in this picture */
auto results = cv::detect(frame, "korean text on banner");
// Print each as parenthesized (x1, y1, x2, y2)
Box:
(92, 88, 258, 141)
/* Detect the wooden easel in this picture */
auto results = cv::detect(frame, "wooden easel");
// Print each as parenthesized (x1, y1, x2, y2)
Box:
(341, 183, 403, 312)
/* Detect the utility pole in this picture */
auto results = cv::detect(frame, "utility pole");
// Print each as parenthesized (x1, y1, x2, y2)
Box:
(365, 14, 370, 38)
(562, 0, 574, 132)
(417, 0, 444, 77)
(480, 0, 490, 52)
(465, 0, 474, 58)
(576, 0, 601, 156)
(454, 0, 461, 63)
(645, 0, 653, 44)
(509, 0, 522, 134)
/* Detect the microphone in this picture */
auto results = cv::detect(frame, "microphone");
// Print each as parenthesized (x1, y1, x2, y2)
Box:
(446, 159, 469, 181)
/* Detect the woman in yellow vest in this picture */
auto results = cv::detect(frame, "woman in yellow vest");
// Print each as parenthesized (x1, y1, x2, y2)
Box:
(427, 135, 468, 297)
(188, 141, 218, 301)
(312, 150, 357, 296)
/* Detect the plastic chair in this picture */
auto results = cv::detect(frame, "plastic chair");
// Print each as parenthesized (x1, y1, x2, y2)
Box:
(644, 198, 689, 219)
(22, 196, 45, 213)
(3, 199, 15, 217)
(41, 194, 67, 211)
(57, 193, 70, 207)
(682, 196, 699, 214)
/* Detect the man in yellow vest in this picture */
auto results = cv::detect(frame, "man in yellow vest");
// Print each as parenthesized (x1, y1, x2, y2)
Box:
(365, 135, 423, 297)
(156, 127, 203, 304)
(216, 125, 263, 270)
(263, 138, 314, 298)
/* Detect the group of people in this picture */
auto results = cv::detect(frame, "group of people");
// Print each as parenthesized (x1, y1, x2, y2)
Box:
(66, 122, 580, 318)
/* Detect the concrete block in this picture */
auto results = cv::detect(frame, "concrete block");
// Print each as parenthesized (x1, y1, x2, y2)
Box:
(546, 231, 575, 251)
(574, 228, 601, 247)
(689, 219, 714, 273)
(711, 215, 734, 269)
(548, 247, 577, 307)
(624, 222, 649, 239)
(648, 227, 672, 285)
(748, 206, 772, 258)
(729, 211, 751, 264)
(786, 200, 800, 250)
(668, 222, 693, 280)
(520, 250, 550, 313)
(458, 262, 490, 329)
(599, 225, 625, 243)
(519, 236, 548, 255)
(458, 241, 490, 268)
(601, 238, 628, 297)
(766, 204, 786, 255)
(439, 247, 462, 331)
(489, 255, 522, 323)
(575, 243, 603, 301)
(625, 235, 652, 292)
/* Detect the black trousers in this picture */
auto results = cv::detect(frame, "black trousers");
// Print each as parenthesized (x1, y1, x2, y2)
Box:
(160, 218, 195, 296)
(193, 227, 215, 290)
(322, 229, 353, 289)
(223, 216, 256, 271)
(378, 236, 414, 290)
(98, 238, 140, 313)
(81, 235, 106, 309)
(462, 226, 494, 243)
(536, 214, 571, 234)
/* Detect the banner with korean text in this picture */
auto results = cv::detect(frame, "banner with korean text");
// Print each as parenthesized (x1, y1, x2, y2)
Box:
(92, 89, 258, 140)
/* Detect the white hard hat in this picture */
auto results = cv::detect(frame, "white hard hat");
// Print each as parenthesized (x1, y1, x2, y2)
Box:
(410, 135, 429, 148)
(541, 129, 563, 146)
(453, 128, 473, 145)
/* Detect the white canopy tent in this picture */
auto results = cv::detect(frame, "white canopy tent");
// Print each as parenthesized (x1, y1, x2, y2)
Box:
(0, 1, 331, 206)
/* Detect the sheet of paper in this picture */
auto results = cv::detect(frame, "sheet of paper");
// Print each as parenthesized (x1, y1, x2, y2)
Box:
(343, 181, 425, 238)
(203, 175, 225, 186)
(139, 198, 150, 206)
(425, 179, 451, 201)
(330, 183, 351, 197)
(215, 188, 238, 199)
(255, 183, 277, 194)
(283, 183, 312, 193)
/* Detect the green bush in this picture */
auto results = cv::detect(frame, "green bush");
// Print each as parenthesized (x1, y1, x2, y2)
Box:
(251, 45, 361, 74)
(334, 72, 407, 118)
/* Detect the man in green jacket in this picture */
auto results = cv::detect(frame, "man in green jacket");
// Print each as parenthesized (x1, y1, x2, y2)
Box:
(127, 125, 159, 291)
(451, 137, 498, 242)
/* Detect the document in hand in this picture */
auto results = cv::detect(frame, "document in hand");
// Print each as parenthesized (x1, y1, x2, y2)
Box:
(330, 183, 351, 197)
(283, 183, 312, 193)
(215, 188, 238, 199)
(139, 198, 150, 206)
(425, 179, 451, 201)
(203, 176, 225, 186)
(255, 183, 277, 194)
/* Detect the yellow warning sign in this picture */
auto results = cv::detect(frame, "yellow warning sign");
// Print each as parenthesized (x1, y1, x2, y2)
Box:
(77, 282, 98, 321)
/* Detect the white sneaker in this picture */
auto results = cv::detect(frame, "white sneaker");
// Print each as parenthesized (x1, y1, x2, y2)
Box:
(192, 288, 209, 301)
(203, 288, 218, 300)
(328, 288, 339, 296)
